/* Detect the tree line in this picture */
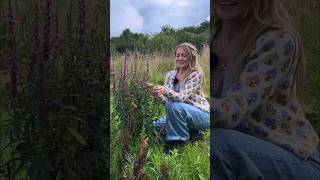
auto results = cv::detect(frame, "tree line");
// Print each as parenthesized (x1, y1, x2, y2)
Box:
(110, 20, 210, 55)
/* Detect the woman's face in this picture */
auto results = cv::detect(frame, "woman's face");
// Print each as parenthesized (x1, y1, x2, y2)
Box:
(175, 47, 190, 69)
(216, 0, 252, 20)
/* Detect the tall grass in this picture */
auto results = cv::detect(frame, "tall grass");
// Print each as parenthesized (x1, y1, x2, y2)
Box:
(284, 0, 320, 132)
(285, 0, 320, 111)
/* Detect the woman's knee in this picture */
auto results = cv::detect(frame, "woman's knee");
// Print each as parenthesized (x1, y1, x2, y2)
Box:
(165, 102, 186, 113)
(211, 128, 239, 150)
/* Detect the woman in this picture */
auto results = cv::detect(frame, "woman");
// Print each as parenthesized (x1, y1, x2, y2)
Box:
(211, 0, 320, 179)
(151, 42, 210, 153)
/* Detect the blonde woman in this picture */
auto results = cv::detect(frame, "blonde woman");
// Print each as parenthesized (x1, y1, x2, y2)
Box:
(211, 0, 320, 179)
(151, 42, 210, 153)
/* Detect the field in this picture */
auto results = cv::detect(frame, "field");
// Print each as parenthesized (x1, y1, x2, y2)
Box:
(110, 46, 210, 179)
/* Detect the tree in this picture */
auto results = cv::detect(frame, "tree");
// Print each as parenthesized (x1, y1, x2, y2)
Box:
(160, 25, 175, 35)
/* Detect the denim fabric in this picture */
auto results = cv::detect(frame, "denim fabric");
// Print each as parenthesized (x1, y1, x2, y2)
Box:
(211, 128, 320, 180)
(153, 102, 210, 141)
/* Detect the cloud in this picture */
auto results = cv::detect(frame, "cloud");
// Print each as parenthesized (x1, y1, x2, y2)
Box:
(111, 2, 143, 37)
(111, 0, 209, 37)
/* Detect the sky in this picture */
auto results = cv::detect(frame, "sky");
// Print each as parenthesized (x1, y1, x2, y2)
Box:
(110, 0, 210, 37)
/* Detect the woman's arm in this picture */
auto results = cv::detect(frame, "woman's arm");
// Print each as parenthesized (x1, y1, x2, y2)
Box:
(211, 31, 297, 128)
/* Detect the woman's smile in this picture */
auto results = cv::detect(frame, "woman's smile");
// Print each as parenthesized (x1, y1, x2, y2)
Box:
(219, 0, 238, 7)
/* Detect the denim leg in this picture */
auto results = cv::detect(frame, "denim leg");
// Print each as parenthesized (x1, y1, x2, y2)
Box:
(153, 116, 166, 131)
(211, 128, 320, 180)
(165, 102, 209, 141)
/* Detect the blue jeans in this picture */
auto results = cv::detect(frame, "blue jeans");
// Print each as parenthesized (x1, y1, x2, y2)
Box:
(153, 102, 210, 141)
(211, 128, 320, 180)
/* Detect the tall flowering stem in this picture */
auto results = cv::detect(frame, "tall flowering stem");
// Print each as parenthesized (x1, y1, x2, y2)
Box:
(111, 63, 116, 92)
(38, 0, 52, 122)
(43, 0, 52, 63)
(7, 0, 19, 97)
(112, 53, 162, 177)
(30, 3, 41, 82)
(78, 0, 86, 48)
(52, 4, 60, 59)
(133, 52, 138, 80)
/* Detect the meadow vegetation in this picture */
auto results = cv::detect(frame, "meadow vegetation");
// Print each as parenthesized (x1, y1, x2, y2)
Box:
(110, 46, 210, 179)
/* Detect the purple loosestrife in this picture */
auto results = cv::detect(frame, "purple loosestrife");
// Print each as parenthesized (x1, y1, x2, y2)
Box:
(133, 52, 138, 80)
(38, 0, 52, 122)
(118, 65, 122, 90)
(78, 0, 86, 48)
(30, 30, 41, 82)
(119, 56, 128, 95)
(104, 50, 109, 81)
(133, 138, 149, 179)
(111, 63, 115, 92)
(123, 56, 127, 82)
(43, 0, 52, 62)
(52, 7, 60, 58)
(66, 2, 74, 64)
(30, 3, 41, 82)
(130, 55, 134, 78)
(6, 0, 19, 96)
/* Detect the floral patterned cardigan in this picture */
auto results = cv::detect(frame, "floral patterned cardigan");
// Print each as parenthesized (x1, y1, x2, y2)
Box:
(160, 70, 210, 112)
(211, 29, 319, 159)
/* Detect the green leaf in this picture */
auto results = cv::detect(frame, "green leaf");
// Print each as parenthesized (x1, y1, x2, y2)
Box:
(68, 127, 88, 145)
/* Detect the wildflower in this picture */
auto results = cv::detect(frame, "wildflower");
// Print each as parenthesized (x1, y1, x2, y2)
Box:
(43, 0, 52, 62)
(111, 63, 116, 92)
(78, 0, 86, 47)
(7, 0, 19, 96)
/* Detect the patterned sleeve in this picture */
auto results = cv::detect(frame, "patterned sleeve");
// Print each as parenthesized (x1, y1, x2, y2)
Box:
(211, 31, 297, 128)
(164, 71, 171, 88)
(158, 72, 172, 104)
(164, 71, 204, 101)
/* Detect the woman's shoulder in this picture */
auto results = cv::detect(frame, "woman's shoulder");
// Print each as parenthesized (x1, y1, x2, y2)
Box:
(188, 70, 204, 80)
(249, 28, 298, 60)
(256, 28, 297, 48)
(165, 70, 176, 78)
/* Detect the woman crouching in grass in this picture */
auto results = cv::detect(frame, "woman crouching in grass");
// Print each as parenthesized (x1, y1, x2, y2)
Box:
(149, 42, 210, 153)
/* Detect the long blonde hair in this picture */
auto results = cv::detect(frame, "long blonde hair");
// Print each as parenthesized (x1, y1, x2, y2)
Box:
(212, 0, 306, 105)
(174, 42, 205, 89)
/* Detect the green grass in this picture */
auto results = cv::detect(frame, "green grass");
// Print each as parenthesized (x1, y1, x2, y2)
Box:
(110, 96, 210, 179)
(143, 132, 210, 180)
(288, 0, 320, 133)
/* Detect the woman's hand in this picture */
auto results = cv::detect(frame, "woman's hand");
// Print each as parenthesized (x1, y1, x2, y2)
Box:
(151, 85, 166, 97)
